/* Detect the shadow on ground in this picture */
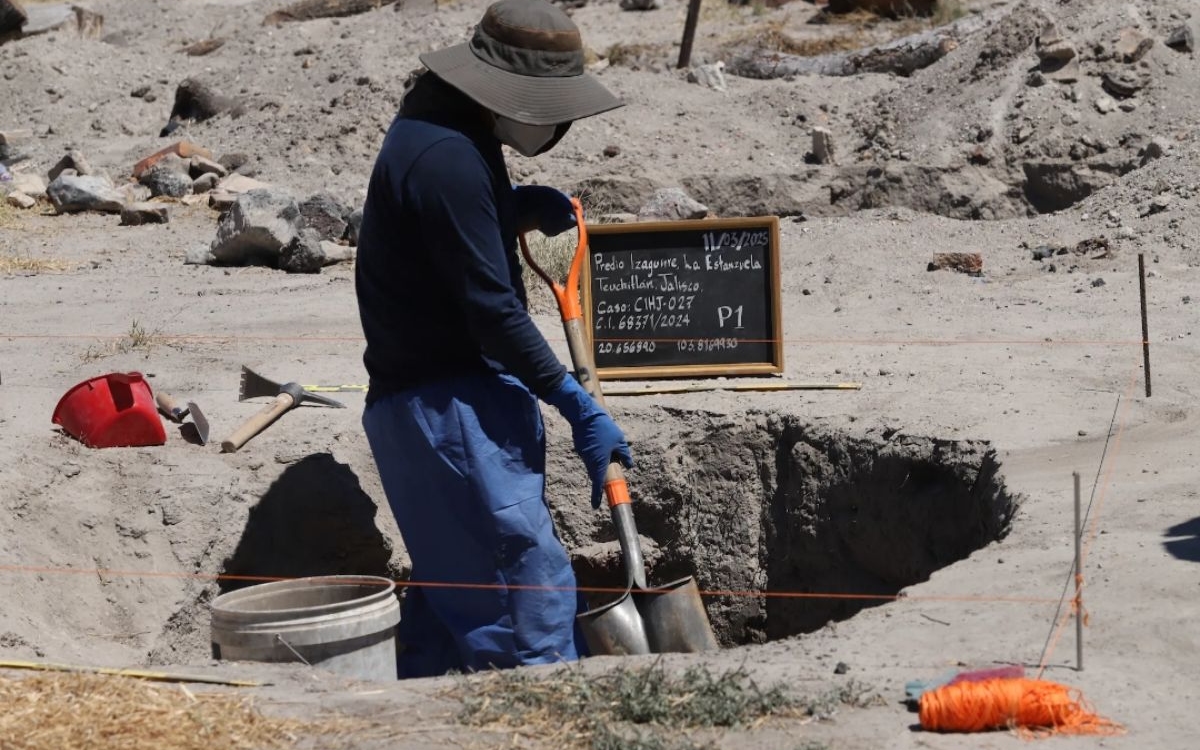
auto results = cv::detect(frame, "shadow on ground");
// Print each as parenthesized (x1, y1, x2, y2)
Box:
(1164, 517, 1200, 563)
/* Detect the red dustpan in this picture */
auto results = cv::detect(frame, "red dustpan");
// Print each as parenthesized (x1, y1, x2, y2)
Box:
(52, 372, 166, 448)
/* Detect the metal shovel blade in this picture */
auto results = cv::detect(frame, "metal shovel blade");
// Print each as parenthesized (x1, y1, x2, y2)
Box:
(633, 577, 719, 653)
(238, 366, 345, 408)
(187, 401, 210, 445)
(577, 590, 652, 656)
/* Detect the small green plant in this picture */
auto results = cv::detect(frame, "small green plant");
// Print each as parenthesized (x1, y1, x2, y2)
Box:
(453, 662, 807, 750)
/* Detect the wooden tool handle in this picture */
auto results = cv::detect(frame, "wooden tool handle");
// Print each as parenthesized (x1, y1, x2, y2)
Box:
(220, 393, 296, 453)
(155, 391, 188, 421)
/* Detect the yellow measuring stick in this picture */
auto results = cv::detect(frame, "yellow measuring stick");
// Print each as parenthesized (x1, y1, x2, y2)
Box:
(0, 660, 264, 687)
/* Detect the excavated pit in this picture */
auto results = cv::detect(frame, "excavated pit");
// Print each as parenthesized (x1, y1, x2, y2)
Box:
(569, 410, 1019, 646)
(213, 415, 1017, 652)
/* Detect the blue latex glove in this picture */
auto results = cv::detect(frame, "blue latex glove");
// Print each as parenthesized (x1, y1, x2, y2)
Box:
(543, 375, 633, 509)
(513, 185, 576, 237)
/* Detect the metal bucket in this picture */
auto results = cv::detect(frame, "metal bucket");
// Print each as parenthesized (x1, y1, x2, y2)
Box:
(210, 575, 400, 681)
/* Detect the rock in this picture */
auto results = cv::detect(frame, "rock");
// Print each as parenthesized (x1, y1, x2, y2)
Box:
(619, 0, 660, 9)
(139, 163, 192, 198)
(299, 192, 349, 242)
(6, 191, 35, 209)
(192, 172, 220, 194)
(189, 155, 227, 179)
(217, 153, 252, 175)
(345, 206, 363, 246)
(120, 202, 169, 226)
(1031, 245, 1057, 261)
(279, 228, 325, 273)
(0, 128, 31, 160)
(10, 171, 45, 197)
(115, 182, 152, 204)
(1035, 27, 1077, 64)
(208, 191, 237, 212)
(1115, 27, 1153, 63)
(47, 150, 94, 182)
(319, 240, 355, 265)
(1090, 277, 1106, 288)
(1101, 69, 1149, 98)
(811, 127, 836, 165)
(828, 0, 935, 14)
(1025, 69, 1045, 87)
(928, 253, 983, 275)
(686, 62, 726, 92)
(47, 174, 124, 214)
(0, 0, 28, 36)
(1165, 25, 1194, 54)
(10, 4, 102, 39)
(602, 144, 621, 158)
(1044, 57, 1079, 83)
(132, 141, 213, 179)
(1142, 195, 1171, 217)
(161, 78, 242, 137)
(198, 188, 301, 266)
(636, 187, 707, 221)
(1094, 95, 1117, 114)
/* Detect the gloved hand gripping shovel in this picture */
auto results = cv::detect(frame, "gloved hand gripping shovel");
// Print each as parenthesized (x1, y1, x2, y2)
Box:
(520, 199, 718, 656)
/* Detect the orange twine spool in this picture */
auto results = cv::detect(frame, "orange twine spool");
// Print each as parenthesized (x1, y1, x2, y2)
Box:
(919, 678, 1123, 735)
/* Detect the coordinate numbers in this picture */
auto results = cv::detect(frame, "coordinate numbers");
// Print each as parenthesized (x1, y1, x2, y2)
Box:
(596, 340, 657, 355)
(675, 338, 739, 353)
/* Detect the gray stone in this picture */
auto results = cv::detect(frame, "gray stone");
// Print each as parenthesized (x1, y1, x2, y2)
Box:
(1044, 57, 1080, 83)
(1165, 25, 1194, 54)
(47, 174, 124, 214)
(189, 155, 227, 179)
(1115, 27, 1153, 63)
(811, 127, 836, 165)
(279, 228, 326, 274)
(196, 188, 301, 266)
(47, 150, 94, 182)
(636, 187, 708, 221)
(192, 172, 220, 194)
(0, 128, 31, 161)
(1139, 137, 1170, 165)
(140, 164, 193, 198)
(115, 182, 152, 204)
(11, 172, 45, 198)
(319, 240, 355, 266)
(217, 152, 251, 174)
(1036, 30, 1077, 64)
(120, 202, 169, 226)
(619, 0, 661, 9)
(1094, 96, 1117, 114)
(1101, 69, 1150, 98)
(6, 191, 35, 210)
(345, 206, 363, 246)
(686, 62, 726, 92)
(299, 192, 349, 242)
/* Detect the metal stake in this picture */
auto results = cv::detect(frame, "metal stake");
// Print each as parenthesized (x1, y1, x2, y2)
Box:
(1073, 471, 1084, 672)
(677, 0, 703, 69)
(1139, 253, 1151, 397)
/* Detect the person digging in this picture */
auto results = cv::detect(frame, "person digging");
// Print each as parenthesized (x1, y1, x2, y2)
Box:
(355, 0, 632, 677)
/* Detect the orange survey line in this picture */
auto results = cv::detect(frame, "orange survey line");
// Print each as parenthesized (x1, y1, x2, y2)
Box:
(1, 332, 1149, 347)
(0, 563, 1060, 605)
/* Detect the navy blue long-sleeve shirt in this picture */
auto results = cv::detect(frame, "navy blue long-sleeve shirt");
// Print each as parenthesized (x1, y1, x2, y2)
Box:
(355, 75, 566, 405)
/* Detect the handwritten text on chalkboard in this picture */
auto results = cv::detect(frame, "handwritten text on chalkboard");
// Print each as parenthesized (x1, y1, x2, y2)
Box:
(583, 218, 782, 378)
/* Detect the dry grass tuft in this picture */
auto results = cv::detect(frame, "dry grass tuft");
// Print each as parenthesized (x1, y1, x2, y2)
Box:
(81, 319, 177, 362)
(0, 672, 330, 750)
(450, 662, 816, 750)
(0, 253, 73, 274)
(724, 19, 871, 57)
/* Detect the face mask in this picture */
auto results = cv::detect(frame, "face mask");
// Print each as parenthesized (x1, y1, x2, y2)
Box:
(493, 116, 557, 157)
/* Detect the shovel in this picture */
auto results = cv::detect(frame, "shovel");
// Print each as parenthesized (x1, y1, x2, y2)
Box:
(519, 200, 718, 656)
(220, 366, 345, 453)
(155, 391, 210, 445)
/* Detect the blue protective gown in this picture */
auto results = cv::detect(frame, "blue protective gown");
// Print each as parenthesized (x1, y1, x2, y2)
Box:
(355, 74, 583, 677)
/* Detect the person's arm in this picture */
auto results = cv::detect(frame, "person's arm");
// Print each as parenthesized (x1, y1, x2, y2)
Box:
(405, 137, 566, 396)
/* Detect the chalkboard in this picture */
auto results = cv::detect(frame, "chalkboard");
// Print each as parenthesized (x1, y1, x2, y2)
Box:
(582, 216, 783, 379)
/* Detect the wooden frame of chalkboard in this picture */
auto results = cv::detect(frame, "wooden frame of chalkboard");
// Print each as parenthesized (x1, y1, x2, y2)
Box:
(581, 216, 784, 380)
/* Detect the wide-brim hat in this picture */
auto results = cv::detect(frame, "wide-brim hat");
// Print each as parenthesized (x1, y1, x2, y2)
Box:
(419, 0, 623, 126)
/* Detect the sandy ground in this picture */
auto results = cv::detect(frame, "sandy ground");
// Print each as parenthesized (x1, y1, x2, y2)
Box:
(2, 0, 1199, 747)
